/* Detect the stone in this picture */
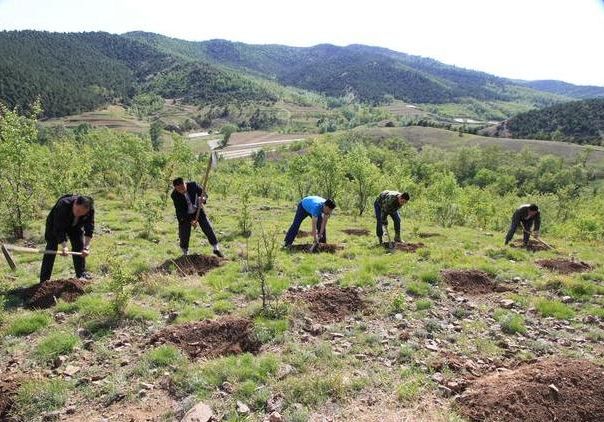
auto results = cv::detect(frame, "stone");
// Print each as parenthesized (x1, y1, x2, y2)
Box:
(394, 313, 404, 320)
(500, 299, 515, 309)
(268, 412, 284, 422)
(181, 402, 214, 422)
(63, 365, 80, 376)
(221, 381, 234, 394)
(431, 372, 445, 384)
(52, 355, 67, 369)
(267, 393, 285, 413)
(236, 401, 250, 414)
(561, 296, 573, 303)
(277, 364, 297, 380)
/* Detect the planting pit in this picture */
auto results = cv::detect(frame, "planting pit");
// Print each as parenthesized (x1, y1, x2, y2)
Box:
(457, 358, 604, 422)
(156, 254, 222, 276)
(386, 242, 425, 252)
(149, 317, 260, 359)
(441, 269, 509, 294)
(536, 258, 592, 274)
(510, 239, 550, 252)
(289, 243, 344, 253)
(287, 285, 364, 322)
(342, 228, 370, 236)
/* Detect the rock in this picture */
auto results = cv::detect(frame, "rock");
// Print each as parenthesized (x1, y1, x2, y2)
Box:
(500, 299, 515, 309)
(181, 402, 214, 422)
(41, 410, 62, 421)
(277, 364, 297, 380)
(548, 383, 560, 400)
(268, 412, 284, 422)
(54, 312, 67, 322)
(77, 327, 92, 339)
(307, 324, 325, 336)
(431, 372, 445, 384)
(83, 339, 95, 350)
(394, 313, 404, 320)
(236, 401, 250, 414)
(512, 277, 522, 282)
(167, 311, 179, 323)
(438, 385, 453, 397)
(425, 342, 439, 352)
(267, 393, 285, 413)
(52, 355, 67, 369)
(561, 296, 573, 304)
(140, 382, 154, 390)
(221, 381, 234, 394)
(64, 406, 76, 415)
(63, 365, 80, 376)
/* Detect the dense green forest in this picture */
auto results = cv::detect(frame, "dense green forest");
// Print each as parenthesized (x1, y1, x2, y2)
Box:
(522, 80, 604, 99)
(495, 98, 604, 144)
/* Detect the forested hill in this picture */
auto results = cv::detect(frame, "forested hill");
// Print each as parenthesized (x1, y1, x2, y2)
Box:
(0, 31, 276, 117)
(486, 98, 604, 144)
(521, 80, 604, 99)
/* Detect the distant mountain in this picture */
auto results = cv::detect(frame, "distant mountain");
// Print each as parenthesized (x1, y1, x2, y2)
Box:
(521, 80, 604, 99)
(484, 98, 604, 145)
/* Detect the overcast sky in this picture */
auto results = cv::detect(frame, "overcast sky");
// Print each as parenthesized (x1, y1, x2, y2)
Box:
(1, 0, 603, 86)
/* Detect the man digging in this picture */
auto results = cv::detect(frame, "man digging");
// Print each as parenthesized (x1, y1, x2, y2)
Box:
(504, 203, 541, 247)
(374, 191, 410, 245)
(171, 177, 223, 257)
(284, 196, 336, 250)
(40, 195, 95, 283)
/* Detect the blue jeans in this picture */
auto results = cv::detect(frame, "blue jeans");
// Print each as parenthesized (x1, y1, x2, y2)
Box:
(284, 202, 325, 245)
(374, 200, 400, 239)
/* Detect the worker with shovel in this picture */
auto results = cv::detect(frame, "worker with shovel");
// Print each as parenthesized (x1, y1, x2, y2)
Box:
(374, 191, 410, 246)
(283, 196, 336, 249)
(504, 204, 541, 246)
(171, 177, 223, 257)
(40, 195, 95, 282)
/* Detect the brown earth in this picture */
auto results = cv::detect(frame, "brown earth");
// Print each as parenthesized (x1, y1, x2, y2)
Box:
(536, 258, 592, 274)
(25, 278, 86, 309)
(297, 230, 312, 238)
(342, 228, 370, 236)
(456, 358, 604, 422)
(287, 286, 365, 322)
(510, 239, 550, 252)
(156, 254, 222, 276)
(388, 242, 425, 252)
(289, 243, 344, 253)
(441, 270, 508, 294)
(149, 317, 260, 359)
(417, 232, 442, 238)
(0, 379, 19, 419)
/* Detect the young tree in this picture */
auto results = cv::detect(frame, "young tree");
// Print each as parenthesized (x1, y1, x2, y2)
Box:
(346, 145, 379, 215)
(149, 120, 164, 151)
(308, 141, 345, 199)
(220, 124, 237, 148)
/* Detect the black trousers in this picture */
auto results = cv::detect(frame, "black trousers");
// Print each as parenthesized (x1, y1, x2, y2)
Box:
(178, 209, 218, 250)
(40, 229, 85, 282)
(284, 202, 326, 245)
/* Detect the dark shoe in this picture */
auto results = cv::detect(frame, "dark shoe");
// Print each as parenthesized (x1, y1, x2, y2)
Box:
(78, 271, 93, 281)
(378, 237, 383, 244)
(394, 237, 401, 243)
(213, 249, 224, 258)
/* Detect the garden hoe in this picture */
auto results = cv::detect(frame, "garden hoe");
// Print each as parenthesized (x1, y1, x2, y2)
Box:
(1, 244, 82, 271)
(523, 229, 554, 250)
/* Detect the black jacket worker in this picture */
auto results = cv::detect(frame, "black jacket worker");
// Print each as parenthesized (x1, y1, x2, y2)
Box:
(505, 204, 541, 246)
(171, 177, 223, 257)
(40, 195, 94, 283)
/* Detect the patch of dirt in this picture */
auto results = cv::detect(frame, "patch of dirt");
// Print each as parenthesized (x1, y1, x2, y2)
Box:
(342, 228, 370, 236)
(441, 269, 509, 294)
(289, 243, 344, 253)
(149, 317, 260, 359)
(287, 285, 364, 322)
(417, 232, 441, 238)
(510, 239, 550, 252)
(22, 279, 86, 309)
(457, 358, 604, 422)
(297, 230, 312, 238)
(0, 379, 19, 420)
(156, 254, 222, 276)
(387, 242, 425, 252)
(536, 258, 592, 274)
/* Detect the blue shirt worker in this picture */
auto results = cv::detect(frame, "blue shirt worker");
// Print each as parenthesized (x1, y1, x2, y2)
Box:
(284, 196, 336, 247)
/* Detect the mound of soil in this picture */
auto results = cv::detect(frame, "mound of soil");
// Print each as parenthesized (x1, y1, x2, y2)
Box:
(457, 358, 604, 422)
(0, 380, 19, 419)
(287, 286, 364, 322)
(510, 239, 550, 252)
(157, 254, 222, 276)
(22, 278, 86, 309)
(417, 232, 441, 238)
(149, 317, 260, 359)
(441, 269, 508, 294)
(536, 258, 592, 274)
(289, 243, 343, 253)
(387, 242, 425, 252)
(342, 228, 370, 236)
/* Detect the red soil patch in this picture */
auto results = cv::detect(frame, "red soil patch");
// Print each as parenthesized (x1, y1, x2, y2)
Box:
(157, 254, 222, 276)
(457, 358, 604, 422)
(289, 243, 344, 253)
(149, 317, 260, 359)
(16, 279, 86, 309)
(388, 242, 425, 252)
(510, 239, 550, 252)
(342, 228, 370, 236)
(0, 380, 19, 419)
(441, 269, 508, 294)
(287, 286, 364, 322)
(536, 259, 592, 274)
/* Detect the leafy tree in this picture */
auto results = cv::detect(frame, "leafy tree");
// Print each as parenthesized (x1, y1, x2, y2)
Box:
(308, 141, 345, 199)
(149, 120, 164, 151)
(346, 145, 379, 215)
(220, 124, 238, 148)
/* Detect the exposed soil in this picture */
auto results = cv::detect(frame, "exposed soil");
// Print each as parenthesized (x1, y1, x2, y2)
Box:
(289, 243, 344, 253)
(441, 269, 509, 294)
(510, 239, 550, 252)
(342, 228, 370, 236)
(536, 258, 592, 274)
(417, 232, 442, 238)
(386, 242, 425, 252)
(457, 358, 604, 422)
(287, 285, 365, 322)
(156, 254, 222, 276)
(0, 380, 19, 420)
(149, 317, 260, 359)
(6, 279, 86, 309)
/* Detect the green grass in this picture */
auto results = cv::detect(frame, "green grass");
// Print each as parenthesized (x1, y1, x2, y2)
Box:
(146, 345, 185, 367)
(13, 379, 71, 420)
(34, 332, 79, 362)
(415, 299, 433, 310)
(5, 312, 51, 336)
(406, 281, 432, 297)
(534, 298, 576, 320)
(397, 367, 429, 404)
(494, 309, 527, 334)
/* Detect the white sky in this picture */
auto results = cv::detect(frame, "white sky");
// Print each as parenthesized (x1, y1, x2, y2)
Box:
(1, 0, 603, 86)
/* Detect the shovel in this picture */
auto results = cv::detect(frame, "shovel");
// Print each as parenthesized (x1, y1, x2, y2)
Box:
(522, 230, 554, 250)
(1, 244, 83, 271)
(383, 225, 395, 251)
